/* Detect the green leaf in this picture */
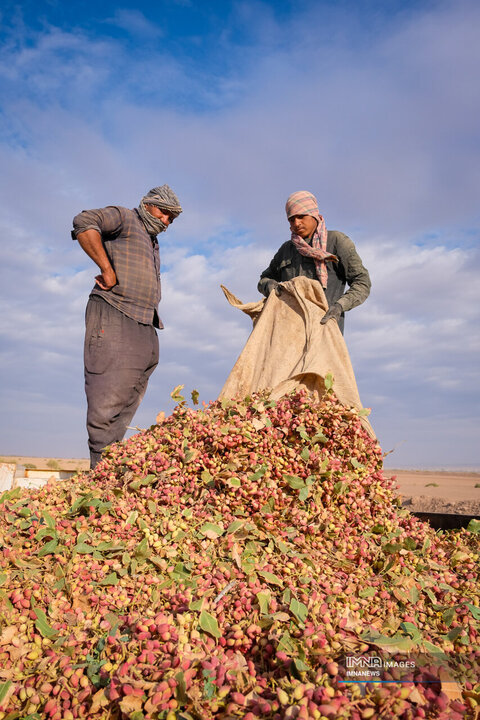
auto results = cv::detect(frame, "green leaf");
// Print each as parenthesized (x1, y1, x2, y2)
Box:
(289, 597, 308, 625)
(170, 384, 185, 403)
(96, 542, 126, 553)
(311, 432, 328, 444)
(294, 658, 310, 673)
(361, 631, 414, 653)
(199, 523, 224, 538)
(466, 603, 480, 620)
(33, 608, 57, 638)
(0, 574, 6, 586)
(446, 626, 463, 642)
(42, 511, 56, 529)
(189, 598, 205, 612)
(359, 587, 376, 598)
(198, 611, 221, 639)
(126, 511, 138, 525)
(184, 448, 197, 463)
(203, 668, 216, 698)
(298, 487, 310, 502)
(37, 539, 59, 557)
(442, 608, 455, 627)
(399, 622, 422, 643)
(74, 542, 95, 554)
(69, 493, 95, 515)
(248, 466, 267, 482)
(358, 408, 371, 417)
(467, 518, 480, 534)
(258, 570, 283, 586)
(422, 536, 431, 553)
(0, 487, 22, 503)
(175, 670, 188, 703)
(227, 477, 241, 487)
(295, 425, 309, 441)
(35, 526, 57, 541)
(300, 447, 310, 462)
(383, 543, 402, 555)
(351, 458, 365, 470)
(191, 389, 199, 405)
(172, 563, 191, 581)
(275, 539, 291, 554)
(451, 551, 470, 566)
(284, 475, 305, 490)
(134, 538, 150, 562)
(200, 470, 213, 483)
(409, 586, 419, 603)
(96, 501, 113, 515)
(98, 572, 119, 586)
(256, 591, 271, 615)
(0, 680, 12, 704)
(259, 498, 274, 515)
(277, 631, 295, 654)
(226, 520, 244, 535)
(324, 373, 334, 391)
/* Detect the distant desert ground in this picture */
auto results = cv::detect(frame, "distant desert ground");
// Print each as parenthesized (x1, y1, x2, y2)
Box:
(1, 456, 90, 472)
(385, 468, 480, 516)
(2, 455, 479, 516)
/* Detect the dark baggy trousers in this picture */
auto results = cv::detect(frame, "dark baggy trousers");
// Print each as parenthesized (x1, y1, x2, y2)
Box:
(84, 295, 159, 469)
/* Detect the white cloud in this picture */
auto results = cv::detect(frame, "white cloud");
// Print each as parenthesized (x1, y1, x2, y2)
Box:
(0, 0, 479, 465)
(107, 9, 164, 39)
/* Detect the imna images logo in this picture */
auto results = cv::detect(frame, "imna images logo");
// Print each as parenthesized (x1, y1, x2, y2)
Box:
(346, 656, 383, 669)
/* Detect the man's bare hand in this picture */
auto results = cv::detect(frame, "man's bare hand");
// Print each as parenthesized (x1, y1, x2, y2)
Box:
(76, 230, 117, 290)
(95, 267, 117, 290)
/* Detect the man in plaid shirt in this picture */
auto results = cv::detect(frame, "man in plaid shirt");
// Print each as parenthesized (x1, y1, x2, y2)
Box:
(72, 185, 182, 468)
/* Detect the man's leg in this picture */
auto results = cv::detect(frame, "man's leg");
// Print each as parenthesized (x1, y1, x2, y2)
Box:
(84, 296, 159, 468)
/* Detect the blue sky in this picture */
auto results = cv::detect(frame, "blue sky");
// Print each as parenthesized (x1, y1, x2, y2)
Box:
(0, 0, 479, 468)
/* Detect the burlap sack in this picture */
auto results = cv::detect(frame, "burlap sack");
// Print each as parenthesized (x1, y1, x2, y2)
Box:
(219, 276, 374, 435)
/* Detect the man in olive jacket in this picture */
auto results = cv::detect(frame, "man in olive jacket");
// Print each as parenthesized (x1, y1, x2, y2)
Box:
(258, 191, 371, 334)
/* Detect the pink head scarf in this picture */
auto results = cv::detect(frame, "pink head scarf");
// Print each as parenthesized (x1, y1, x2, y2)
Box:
(285, 191, 337, 288)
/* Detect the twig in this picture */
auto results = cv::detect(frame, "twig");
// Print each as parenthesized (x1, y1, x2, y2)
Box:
(213, 580, 237, 606)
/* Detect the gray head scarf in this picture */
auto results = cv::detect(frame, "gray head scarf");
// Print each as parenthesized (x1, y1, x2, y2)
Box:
(137, 184, 183, 236)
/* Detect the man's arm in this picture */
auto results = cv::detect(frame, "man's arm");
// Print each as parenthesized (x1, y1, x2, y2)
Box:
(72, 206, 123, 290)
(334, 235, 371, 313)
(76, 229, 117, 290)
(257, 246, 284, 296)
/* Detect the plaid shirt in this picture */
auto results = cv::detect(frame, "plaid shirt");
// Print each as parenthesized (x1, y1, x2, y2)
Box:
(72, 206, 163, 328)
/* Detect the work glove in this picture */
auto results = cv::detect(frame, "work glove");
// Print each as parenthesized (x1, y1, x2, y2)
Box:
(320, 302, 343, 325)
(263, 279, 280, 297)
